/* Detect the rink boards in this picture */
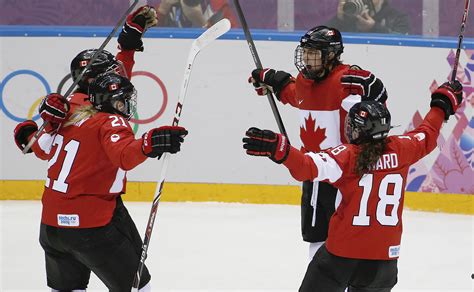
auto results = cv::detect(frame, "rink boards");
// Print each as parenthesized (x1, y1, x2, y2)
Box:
(0, 27, 472, 214)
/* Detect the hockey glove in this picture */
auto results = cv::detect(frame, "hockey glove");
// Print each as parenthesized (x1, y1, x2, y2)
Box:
(142, 126, 188, 158)
(341, 67, 388, 103)
(243, 127, 290, 164)
(249, 68, 293, 100)
(118, 5, 158, 51)
(430, 80, 463, 121)
(14, 120, 38, 153)
(39, 93, 70, 125)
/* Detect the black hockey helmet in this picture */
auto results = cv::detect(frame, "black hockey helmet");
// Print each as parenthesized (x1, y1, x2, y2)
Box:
(88, 73, 137, 120)
(294, 26, 344, 81)
(70, 49, 124, 92)
(345, 100, 391, 144)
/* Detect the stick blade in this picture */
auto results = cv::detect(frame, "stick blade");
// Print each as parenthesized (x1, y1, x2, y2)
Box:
(193, 18, 231, 51)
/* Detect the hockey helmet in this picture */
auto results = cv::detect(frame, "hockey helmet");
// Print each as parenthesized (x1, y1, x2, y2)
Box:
(70, 49, 125, 92)
(345, 101, 391, 144)
(294, 26, 344, 81)
(88, 73, 137, 120)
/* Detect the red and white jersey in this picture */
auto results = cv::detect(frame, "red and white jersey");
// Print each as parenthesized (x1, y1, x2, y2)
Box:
(283, 107, 445, 260)
(116, 49, 136, 79)
(31, 92, 93, 161)
(33, 112, 147, 228)
(68, 92, 90, 107)
(279, 64, 360, 152)
(23, 49, 141, 228)
(30, 49, 136, 161)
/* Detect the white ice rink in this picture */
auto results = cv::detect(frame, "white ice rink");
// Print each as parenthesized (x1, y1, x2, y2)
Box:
(0, 201, 472, 291)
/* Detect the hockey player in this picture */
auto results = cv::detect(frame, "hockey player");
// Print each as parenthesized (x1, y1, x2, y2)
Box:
(11, 7, 172, 291)
(15, 73, 187, 291)
(242, 81, 463, 291)
(14, 5, 157, 152)
(249, 25, 388, 260)
(68, 4, 158, 107)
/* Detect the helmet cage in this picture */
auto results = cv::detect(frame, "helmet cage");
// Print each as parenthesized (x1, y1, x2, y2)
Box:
(71, 49, 125, 91)
(93, 88, 137, 120)
(107, 62, 128, 79)
(89, 74, 137, 120)
(294, 26, 344, 81)
(294, 44, 328, 80)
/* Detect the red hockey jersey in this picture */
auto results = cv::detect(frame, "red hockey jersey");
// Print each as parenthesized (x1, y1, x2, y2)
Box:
(34, 112, 146, 228)
(31, 48, 138, 179)
(31, 91, 97, 161)
(116, 49, 136, 79)
(26, 49, 141, 227)
(283, 107, 444, 260)
(279, 64, 357, 152)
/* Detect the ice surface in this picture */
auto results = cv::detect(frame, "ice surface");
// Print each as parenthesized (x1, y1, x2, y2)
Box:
(0, 201, 472, 291)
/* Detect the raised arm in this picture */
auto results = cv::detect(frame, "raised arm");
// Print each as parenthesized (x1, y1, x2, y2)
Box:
(117, 5, 158, 78)
(396, 81, 464, 164)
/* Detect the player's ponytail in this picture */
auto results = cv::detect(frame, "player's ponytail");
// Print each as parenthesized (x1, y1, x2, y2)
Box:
(355, 140, 386, 175)
(64, 105, 98, 127)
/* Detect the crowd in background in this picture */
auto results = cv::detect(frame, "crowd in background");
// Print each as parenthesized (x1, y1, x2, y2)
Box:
(1, 0, 473, 37)
(154, 0, 410, 34)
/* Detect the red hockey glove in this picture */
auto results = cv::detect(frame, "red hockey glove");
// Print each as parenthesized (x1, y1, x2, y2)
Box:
(142, 126, 188, 158)
(14, 120, 38, 153)
(248, 68, 292, 100)
(341, 67, 387, 103)
(39, 93, 70, 126)
(118, 5, 158, 51)
(430, 80, 463, 121)
(243, 127, 290, 164)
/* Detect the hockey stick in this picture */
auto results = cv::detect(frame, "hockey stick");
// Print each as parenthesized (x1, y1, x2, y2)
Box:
(232, 0, 289, 142)
(451, 0, 470, 82)
(22, 0, 140, 154)
(131, 18, 231, 291)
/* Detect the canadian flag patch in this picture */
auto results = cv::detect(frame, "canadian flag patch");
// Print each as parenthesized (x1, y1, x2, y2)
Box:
(326, 30, 335, 36)
(109, 84, 118, 91)
(80, 60, 88, 67)
(359, 110, 367, 118)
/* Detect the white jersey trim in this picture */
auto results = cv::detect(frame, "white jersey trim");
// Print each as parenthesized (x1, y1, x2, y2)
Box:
(307, 152, 343, 183)
(38, 132, 55, 154)
(109, 168, 126, 193)
(341, 94, 361, 112)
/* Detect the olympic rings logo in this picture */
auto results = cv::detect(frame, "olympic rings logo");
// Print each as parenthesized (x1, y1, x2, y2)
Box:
(0, 70, 168, 133)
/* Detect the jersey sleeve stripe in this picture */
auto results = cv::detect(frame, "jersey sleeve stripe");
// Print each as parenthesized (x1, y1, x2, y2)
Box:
(307, 152, 343, 183)
(109, 168, 126, 193)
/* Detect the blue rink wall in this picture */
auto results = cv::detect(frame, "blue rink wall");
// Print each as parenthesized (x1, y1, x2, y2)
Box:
(0, 26, 472, 214)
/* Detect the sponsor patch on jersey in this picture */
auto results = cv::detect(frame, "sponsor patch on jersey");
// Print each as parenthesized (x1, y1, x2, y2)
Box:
(57, 214, 80, 227)
(388, 245, 400, 258)
(111, 134, 120, 142)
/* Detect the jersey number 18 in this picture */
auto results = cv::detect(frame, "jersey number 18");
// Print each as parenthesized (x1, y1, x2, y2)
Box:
(352, 173, 403, 227)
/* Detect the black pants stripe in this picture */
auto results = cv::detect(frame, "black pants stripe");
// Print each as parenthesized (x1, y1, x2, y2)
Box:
(301, 181, 338, 242)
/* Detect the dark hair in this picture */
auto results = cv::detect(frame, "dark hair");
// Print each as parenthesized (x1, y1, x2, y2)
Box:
(355, 140, 387, 175)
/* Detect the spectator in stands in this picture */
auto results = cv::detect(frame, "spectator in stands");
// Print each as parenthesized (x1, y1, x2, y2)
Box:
(156, 0, 238, 28)
(327, 0, 411, 34)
